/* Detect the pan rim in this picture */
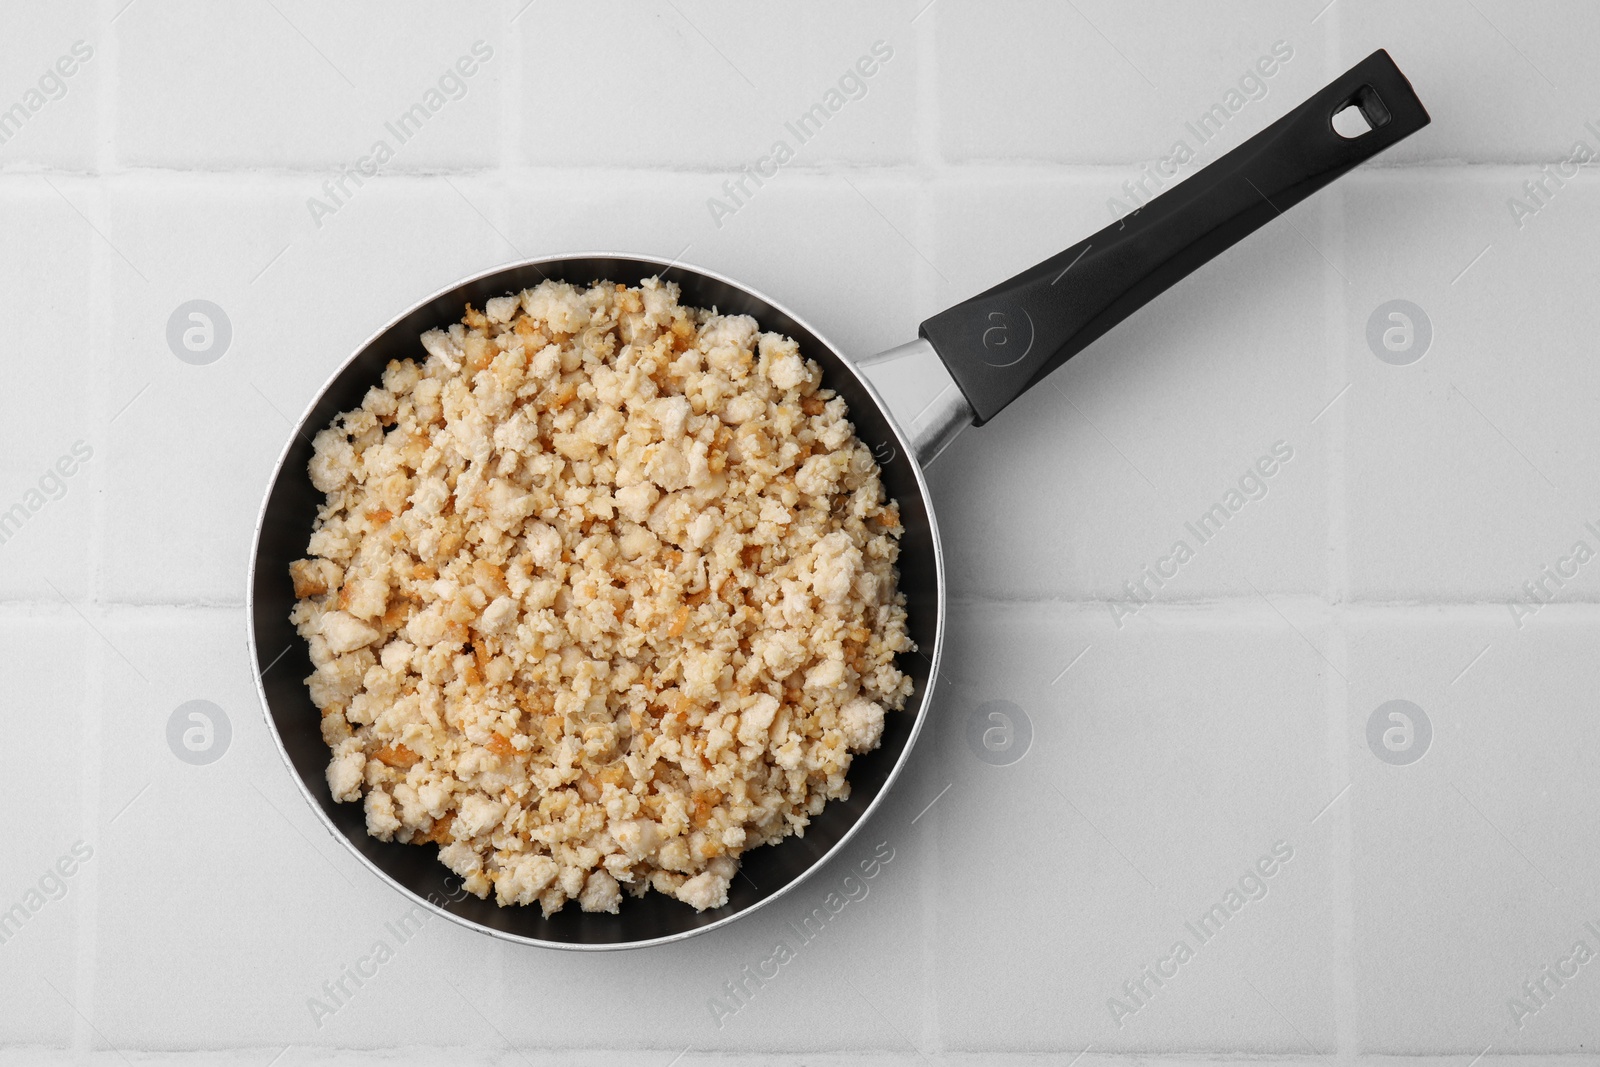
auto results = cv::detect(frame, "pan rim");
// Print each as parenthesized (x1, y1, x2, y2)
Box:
(247, 250, 946, 950)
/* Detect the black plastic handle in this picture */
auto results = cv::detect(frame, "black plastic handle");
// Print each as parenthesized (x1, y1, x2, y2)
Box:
(920, 48, 1430, 425)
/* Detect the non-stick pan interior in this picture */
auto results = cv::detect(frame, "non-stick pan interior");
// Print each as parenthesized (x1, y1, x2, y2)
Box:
(250, 255, 941, 947)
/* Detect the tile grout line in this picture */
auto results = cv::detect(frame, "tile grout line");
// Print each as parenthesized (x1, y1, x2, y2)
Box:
(71, 0, 121, 1057)
(1323, 11, 1358, 1059)
(1325, 196, 1360, 1067)
(912, 1, 941, 1054)
(503, 0, 524, 174)
(0, 160, 1570, 182)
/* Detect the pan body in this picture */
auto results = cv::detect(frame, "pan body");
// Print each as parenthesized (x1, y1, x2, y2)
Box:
(247, 253, 945, 949)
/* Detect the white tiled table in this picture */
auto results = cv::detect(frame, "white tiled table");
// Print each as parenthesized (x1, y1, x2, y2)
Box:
(6, 1, 1600, 1063)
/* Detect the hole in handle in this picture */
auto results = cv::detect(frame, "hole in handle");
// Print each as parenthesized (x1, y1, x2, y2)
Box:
(1332, 104, 1372, 138)
(1332, 84, 1392, 139)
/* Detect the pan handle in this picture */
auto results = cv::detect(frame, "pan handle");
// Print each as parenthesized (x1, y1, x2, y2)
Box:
(917, 48, 1430, 426)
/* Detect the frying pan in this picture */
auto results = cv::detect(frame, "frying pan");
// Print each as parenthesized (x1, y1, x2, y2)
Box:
(249, 50, 1429, 949)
